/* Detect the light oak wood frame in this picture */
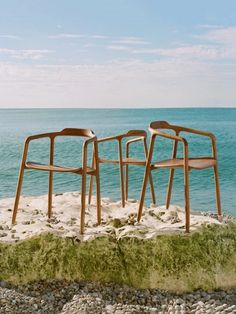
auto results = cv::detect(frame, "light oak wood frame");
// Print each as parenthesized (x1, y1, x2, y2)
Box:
(88, 130, 156, 207)
(138, 121, 222, 233)
(12, 128, 101, 234)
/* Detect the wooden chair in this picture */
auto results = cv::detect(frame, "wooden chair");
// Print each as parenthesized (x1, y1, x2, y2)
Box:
(88, 130, 156, 207)
(138, 121, 222, 232)
(11, 128, 101, 234)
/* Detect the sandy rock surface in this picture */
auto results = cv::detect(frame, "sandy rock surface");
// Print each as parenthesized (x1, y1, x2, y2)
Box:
(0, 192, 222, 243)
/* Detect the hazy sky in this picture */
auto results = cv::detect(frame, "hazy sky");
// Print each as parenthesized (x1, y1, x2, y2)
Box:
(0, 0, 236, 108)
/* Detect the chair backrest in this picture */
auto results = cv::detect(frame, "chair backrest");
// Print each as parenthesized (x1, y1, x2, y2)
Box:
(150, 121, 178, 132)
(125, 130, 147, 137)
(60, 128, 95, 138)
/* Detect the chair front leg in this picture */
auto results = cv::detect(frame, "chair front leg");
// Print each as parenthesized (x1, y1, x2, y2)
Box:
(12, 166, 25, 224)
(213, 164, 222, 221)
(80, 171, 87, 234)
(48, 172, 53, 218)
(138, 135, 155, 222)
(80, 146, 88, 234)
(94, 142, 101, 225)
(12, 142, 29, 224)
(118, 140, 125, 207)
(183, 143, 190, 233)
(125, 141, 129, 201)
(48, 137, 54, 219)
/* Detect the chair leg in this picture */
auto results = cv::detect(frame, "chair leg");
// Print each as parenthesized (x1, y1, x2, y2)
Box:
(95, 173, 101, 225)
(80, 172, 87, 234)
(118, 140, 125, 207)
(94, 142, 101, 225)
(144, 138, 156, 204)
(213, 164, 222, 221)
(125, 164, 129, 201)
(12, 167, 25, 224)
(48, 172, 53, 219)
(148, 173, 156, 205)
(184, 168, 190, 233)
(166, 169, 175, 209)
(88, 150, 95, 205)
(138, 135, 155, 222)
(166, 139, 178, 209)
(88, 176, 93, 205)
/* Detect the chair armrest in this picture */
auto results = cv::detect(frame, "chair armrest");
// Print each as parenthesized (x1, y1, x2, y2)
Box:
(83, 136, 97, 148)
(97, 134, 123, 143)
(25, 132, 57, 144)
(175, 125, 216, 141)
(126, 137, 145, 158)
(150, 128, 187, 144)
(126, 137, 144, 146)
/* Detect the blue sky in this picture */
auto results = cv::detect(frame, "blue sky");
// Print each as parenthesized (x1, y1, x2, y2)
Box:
(0, 0, 236, 107)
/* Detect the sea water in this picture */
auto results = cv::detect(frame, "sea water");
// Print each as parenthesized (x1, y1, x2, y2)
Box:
(0, 108, 235, 215)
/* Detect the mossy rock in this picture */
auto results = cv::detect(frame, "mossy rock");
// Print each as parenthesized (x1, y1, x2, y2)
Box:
(1, 223, 236, 292)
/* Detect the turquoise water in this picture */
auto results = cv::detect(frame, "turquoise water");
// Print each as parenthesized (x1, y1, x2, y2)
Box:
(0, 108, 235, 215)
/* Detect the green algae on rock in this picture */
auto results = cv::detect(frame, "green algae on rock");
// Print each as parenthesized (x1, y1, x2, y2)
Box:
(0, 223, 236, 293)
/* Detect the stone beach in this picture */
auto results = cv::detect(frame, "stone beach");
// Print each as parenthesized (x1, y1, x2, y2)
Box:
(0, 280, 236, 313)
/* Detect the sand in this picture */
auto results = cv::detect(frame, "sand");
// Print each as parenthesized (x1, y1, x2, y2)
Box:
(0, 192, 222, 243)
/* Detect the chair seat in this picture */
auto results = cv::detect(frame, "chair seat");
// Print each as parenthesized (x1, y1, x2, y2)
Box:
(25, 162, 96, 174)
(99, 157, 146, 165)
(151, 157, 217, 170)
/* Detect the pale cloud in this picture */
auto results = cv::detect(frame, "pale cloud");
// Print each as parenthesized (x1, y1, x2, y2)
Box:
(198, 24, 224, 30)
(107, 27, 236, 61)
(112, 37, 149, 45)
(0, 48, 52, 60)
(107, 45, 132, 52)
(49, 33, 108, 40)
(48, 33, 86, 39)
(1, 26, 236, 108)
(202, 26, 236, 46)
(91, 35, 108, 39)
(0, 34, 21, 40)
(132, 45, 223, 60)
(0, 59, 235, 108)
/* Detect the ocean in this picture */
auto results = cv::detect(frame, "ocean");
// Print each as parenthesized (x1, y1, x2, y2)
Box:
(0, 108, 235, 216)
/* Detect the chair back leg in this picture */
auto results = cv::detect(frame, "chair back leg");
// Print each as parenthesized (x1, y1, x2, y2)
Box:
(166, 139, 178, 209)
(166, 169, 175, 209)
(148, 173, 156, 205)
(184, 161, 190, 233)
(144, 138, 156, 204)
(88, 149, 95, 205)
(138, 135, 155, 222)
(125, 163, 129, 201)
(88, 175, 94, 205)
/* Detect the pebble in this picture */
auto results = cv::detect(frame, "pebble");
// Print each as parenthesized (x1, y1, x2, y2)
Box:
(0, 281, 235, 314)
